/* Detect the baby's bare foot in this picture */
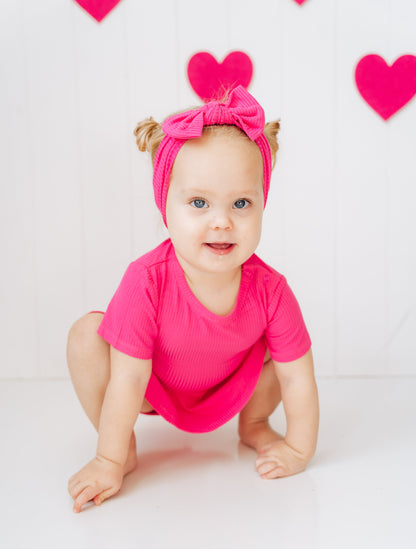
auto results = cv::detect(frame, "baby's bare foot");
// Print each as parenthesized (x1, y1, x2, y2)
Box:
(123, 432, 138, 476)
(239, 419, 284, 454)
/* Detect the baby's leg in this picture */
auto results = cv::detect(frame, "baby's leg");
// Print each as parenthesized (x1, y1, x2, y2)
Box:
(66, 313, 152, 474)
(238, 350, 283, 453)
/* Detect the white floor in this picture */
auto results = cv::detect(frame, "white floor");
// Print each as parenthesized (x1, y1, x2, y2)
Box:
(1, 377, 415, 549)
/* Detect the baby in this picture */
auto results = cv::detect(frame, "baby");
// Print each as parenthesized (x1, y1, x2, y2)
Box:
(67, 86, 319, 513)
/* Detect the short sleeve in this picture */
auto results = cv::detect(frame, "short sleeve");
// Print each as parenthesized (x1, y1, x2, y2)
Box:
(265, 277, 311, 363)
(97, 262, 158, 359)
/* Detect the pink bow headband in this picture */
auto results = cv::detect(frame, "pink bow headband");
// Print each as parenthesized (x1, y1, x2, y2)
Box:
(153, 85, 272, 226)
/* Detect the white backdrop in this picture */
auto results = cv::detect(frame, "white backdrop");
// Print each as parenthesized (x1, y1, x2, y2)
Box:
(1, 0, 415, 379)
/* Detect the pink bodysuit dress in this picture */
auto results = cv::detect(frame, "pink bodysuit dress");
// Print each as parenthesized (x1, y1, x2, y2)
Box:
(97, 239, 311, 433)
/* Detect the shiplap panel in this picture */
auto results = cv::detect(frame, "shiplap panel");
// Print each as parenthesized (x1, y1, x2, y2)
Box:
(228, 0, 282, 112)
(335, 0, 391, 375)
(0, 0, 38, 377)
(386, 1, 416, 374)
(22, 0, 85, 377)
(271, 0, 336, 375)
(124, 1, 177, 257)
(72, 3, 132, 314)
(176, 0, 230, 107)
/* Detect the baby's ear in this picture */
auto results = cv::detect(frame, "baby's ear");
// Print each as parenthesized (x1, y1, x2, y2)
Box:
(134, 117, 165, 162)
(264, 120, 280, 169)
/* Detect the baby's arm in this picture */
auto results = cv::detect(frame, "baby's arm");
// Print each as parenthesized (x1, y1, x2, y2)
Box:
(69, 347, 151, 512)
(256, 350, 319, 478)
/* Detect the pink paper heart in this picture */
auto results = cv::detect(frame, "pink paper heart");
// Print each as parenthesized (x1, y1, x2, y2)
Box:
(293, 0, 308, 5)
(355, 54, 416, 120)
(187, 51, 253, 103)
(74, 0, 122, 22)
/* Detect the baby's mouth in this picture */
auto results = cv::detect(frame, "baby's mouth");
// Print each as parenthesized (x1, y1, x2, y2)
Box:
(206, 242, 233, 250)
(204, 242, 235, 255)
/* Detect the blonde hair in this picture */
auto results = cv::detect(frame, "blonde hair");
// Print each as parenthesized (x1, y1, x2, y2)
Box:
(134, 111, 280, 169)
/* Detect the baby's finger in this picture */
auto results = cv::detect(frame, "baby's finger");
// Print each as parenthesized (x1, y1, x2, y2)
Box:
(260, 465, 286, 479)
(73, 485, 100, 513)
(68, 478, 82, 497)
(257, 460, 279, 476)
(93, 484, 120, 507)
(68, 474, 80, 492)
(255, 455, 279, 467)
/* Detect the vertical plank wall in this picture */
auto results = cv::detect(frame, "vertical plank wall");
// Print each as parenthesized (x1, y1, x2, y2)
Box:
(0, 0, 415, 378)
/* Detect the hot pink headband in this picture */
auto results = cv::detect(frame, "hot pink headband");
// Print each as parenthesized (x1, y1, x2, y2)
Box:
(153, 85, 272, 226)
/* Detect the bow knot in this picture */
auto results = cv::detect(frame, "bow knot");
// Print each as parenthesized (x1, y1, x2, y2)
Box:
(162, 85, 265, 141)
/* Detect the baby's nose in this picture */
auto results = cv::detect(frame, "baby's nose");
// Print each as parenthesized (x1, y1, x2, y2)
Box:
(209, 208, 232, 231)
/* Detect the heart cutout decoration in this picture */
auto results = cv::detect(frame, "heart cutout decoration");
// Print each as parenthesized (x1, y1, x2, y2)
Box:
(355, 54, 416, 120)
(293, 0, 309, 5)
(74, 0, 122, 22)
(187, 51, 253, 103)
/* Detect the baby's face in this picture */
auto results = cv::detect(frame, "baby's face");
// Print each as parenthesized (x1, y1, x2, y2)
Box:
(166, 132, 264, 280)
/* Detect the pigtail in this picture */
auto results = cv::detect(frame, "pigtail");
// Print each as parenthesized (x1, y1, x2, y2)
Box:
(264, 120, 281, 169)
(134, 117, 165, 165)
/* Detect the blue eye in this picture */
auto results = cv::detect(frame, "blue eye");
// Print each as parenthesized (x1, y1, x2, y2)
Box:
(191, 199, 207, 209)
(233, 199, 250, 209)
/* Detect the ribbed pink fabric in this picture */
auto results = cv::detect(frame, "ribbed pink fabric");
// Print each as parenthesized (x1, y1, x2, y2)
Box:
(153, 85, 272, 226)
(97, 240, 311, 433)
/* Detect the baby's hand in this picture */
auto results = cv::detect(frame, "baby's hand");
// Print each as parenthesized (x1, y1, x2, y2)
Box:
(255, 440, 310, 479)
(68, 455, 123, 513)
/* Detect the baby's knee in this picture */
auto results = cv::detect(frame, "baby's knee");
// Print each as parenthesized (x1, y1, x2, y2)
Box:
(67, 312, 104, 356)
